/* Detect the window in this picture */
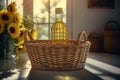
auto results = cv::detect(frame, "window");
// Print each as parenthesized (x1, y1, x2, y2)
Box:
(8, 0, 67, 40)
(0, 0, 7, 9)
(33, 0, 67, 39)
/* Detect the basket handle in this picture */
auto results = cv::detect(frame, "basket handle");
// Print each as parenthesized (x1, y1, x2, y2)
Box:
(24, 30, 33, 43)
(76, 31, 88, 43)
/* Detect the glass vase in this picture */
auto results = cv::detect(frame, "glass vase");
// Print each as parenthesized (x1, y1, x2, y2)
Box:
(0, 33, 15, 60)
(0, 33, 11, 60)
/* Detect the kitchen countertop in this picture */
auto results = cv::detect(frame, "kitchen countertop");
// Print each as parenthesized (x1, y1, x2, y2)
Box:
(0, 59, 102, 80)
(1, 52, 120, 80)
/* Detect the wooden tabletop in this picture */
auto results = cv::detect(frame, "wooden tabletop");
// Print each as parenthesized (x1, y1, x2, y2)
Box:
(0, 59, 103, 80)
(24, 68, 103, 80)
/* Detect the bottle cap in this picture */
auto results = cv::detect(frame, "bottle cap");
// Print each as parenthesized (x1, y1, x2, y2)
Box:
(55, 8, 63, 14)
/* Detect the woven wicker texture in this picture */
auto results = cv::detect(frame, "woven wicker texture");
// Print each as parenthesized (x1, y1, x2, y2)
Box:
(24, 30, 91, 71)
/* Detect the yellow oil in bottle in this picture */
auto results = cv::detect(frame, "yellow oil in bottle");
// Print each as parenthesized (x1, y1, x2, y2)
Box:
(51, 8, 67, 43)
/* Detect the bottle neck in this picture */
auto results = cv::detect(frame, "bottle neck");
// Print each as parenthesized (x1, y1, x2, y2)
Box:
(55, 14, 63, 22)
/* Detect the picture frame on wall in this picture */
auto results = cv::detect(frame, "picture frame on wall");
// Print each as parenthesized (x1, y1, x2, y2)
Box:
(88, 0, 115, 9)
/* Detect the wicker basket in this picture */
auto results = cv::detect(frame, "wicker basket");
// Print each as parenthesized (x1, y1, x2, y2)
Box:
(104, 20, 120, 53)
(88, 32, 101, 52)
(24, 30, 91, 71)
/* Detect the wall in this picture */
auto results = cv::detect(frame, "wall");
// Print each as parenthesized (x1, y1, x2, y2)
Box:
(67, 0, 120, 39)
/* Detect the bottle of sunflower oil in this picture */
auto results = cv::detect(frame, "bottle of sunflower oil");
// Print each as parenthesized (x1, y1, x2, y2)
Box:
(51, 8, 67, 43)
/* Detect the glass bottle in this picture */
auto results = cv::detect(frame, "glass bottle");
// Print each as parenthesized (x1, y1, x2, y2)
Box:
(51, 8, 67, 43)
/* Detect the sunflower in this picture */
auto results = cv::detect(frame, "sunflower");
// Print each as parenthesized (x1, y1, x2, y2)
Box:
(16, 44, 26, 54)
(13, 13, 22, 25)
(0, 10, 13, 24)
(0, 23, 4, 34)
(8, 23, 20, 38)
(17, 28, 26, 43)
(7, 2, 17, 14)
(31, 28, 38, 39)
